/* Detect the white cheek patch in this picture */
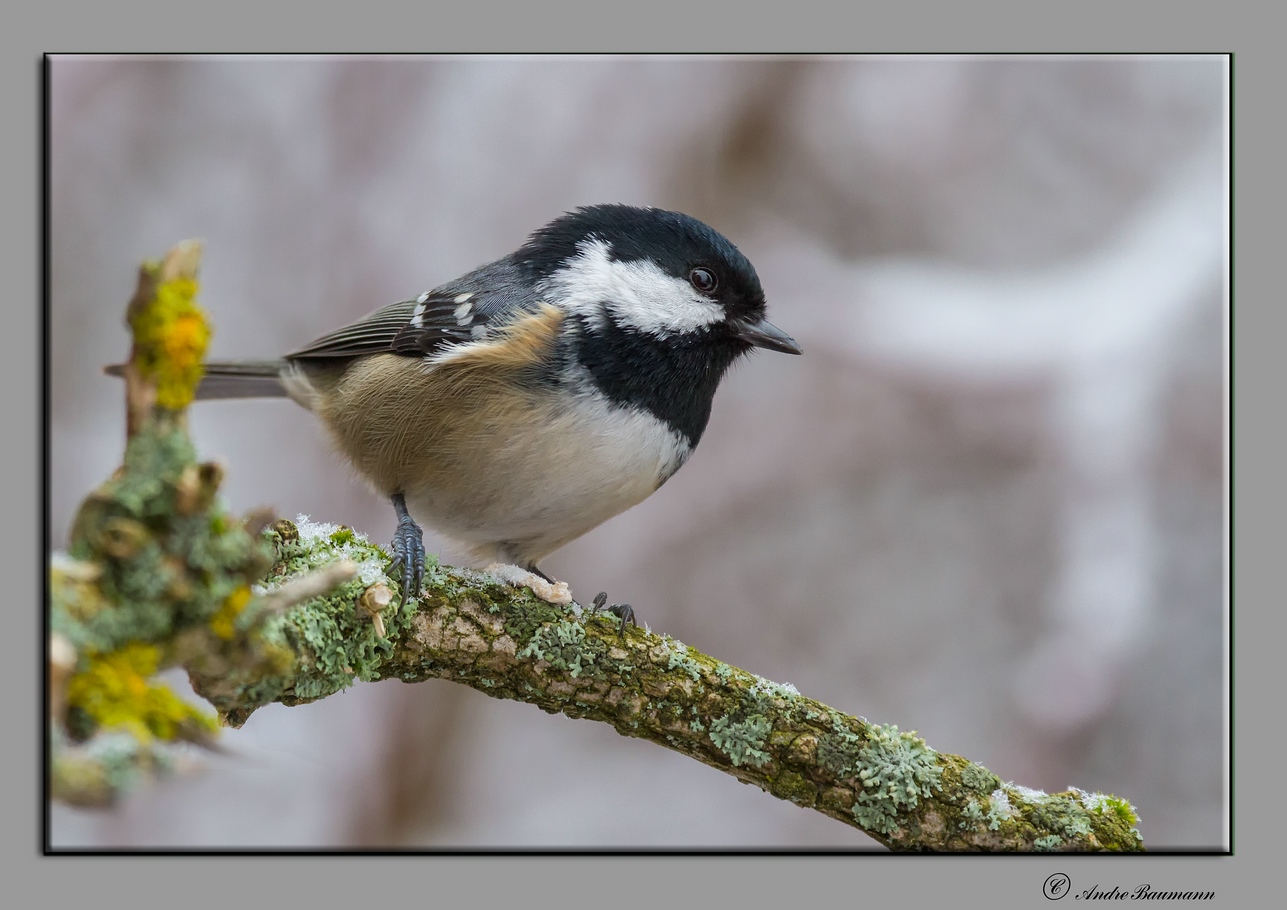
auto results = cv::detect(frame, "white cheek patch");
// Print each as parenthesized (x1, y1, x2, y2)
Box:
(541, 238, 724, 336)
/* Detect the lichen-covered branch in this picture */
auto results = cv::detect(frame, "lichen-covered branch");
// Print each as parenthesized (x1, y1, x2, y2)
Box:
(48, 240, 1145, 850)
(51, 240, 275, 805)
(184, 517, 1141, 852)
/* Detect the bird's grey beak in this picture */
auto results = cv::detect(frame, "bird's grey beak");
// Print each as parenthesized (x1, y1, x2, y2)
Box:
(732, 318, 803, 355)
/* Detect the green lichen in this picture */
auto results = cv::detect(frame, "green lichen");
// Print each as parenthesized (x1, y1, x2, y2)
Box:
(708, 713, 772, 768)
(817, 732, 859, 778)
(665, 641, 702, 681)
(52, 244, 413, 805)
(250, 519, 414, 704)
(1074, 789, 1140, 828)
(750, 676, 799, 700)
(959, 798, 985, 829)
(959, 761, 1001, 794)
(814, 711, 866, 779)
(1034, 834, 1063, 851)
(1014, 787, 1122, 846)
(328, 526, 357, 547)
(264, 518, 388, 590)
(987, 789, 1016, 830)
(1063, 814, 1093, 837)
(59, 421, 273, 659)
(52, 400, 275, 794)
(494, 593, 573, 646)
(517, 620, 604, 678)
(849, 724, 943, 835)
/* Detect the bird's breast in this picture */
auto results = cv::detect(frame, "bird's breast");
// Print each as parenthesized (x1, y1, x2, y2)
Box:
(403, 381, 693, 562)
(311, 307, 693, 563)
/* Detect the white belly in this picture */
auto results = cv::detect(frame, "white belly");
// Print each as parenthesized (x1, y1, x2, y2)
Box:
(404, 391, 692, 566)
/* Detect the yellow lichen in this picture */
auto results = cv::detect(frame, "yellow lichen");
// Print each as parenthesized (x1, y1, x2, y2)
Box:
(209, 585, 252, 640)
(129, 275, 211, 410)
(65, 642, 217, 741)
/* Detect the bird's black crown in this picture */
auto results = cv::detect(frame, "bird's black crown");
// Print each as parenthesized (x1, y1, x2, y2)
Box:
(511, 205, 776, 448)
(516, 204, 767, 325)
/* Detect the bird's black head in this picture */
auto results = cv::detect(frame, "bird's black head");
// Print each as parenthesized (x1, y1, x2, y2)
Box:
(516, 204, 801, 447)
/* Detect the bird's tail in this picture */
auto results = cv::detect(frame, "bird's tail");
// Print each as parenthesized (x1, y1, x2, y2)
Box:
(103, 360, 290, 400)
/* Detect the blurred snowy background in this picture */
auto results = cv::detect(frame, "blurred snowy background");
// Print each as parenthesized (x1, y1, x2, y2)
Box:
(48, 55, 1227, 849)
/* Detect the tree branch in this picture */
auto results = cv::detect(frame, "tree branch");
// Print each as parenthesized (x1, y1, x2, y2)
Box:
(179, 516, 1139, 851)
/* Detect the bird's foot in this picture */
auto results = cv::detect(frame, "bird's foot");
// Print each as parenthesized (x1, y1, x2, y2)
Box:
(483, 563, 572, 605)
(591, 591, 636, 636)
(388, 494, 426, 603)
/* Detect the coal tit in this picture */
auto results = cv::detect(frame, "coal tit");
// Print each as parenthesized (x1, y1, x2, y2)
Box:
(183, 205, 801, 622)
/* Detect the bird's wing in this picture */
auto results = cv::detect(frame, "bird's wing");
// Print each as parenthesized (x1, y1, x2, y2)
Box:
(285, 295, 469, 360)
(285, 260, 543, 362)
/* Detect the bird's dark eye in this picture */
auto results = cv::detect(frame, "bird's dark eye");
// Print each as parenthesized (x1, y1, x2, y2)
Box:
(689, 267, 718, 294)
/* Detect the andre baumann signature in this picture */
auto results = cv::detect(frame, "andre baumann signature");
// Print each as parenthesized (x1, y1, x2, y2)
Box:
(1043, 875, 1214, 901)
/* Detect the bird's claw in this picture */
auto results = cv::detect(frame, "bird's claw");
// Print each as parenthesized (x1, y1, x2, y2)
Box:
(591, 591, 636, 636)
(388, 515, 426, 603)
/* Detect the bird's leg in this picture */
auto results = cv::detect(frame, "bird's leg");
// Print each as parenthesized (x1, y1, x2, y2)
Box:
(591, 591, 636, 636)
(387, 492, 426, 603)
(525, 563, 556, 583)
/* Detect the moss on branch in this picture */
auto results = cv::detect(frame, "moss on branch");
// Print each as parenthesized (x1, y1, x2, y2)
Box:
(187, 517, 1140, 851)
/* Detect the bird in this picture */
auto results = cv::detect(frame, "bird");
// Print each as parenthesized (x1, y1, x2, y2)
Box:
(146, 204, 801, 627)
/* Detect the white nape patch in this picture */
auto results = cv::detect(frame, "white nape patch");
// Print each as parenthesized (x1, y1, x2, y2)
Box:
(453, 301, 473, 324)
(454, 292, 473, 303)
(540, 238, 724, 336)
